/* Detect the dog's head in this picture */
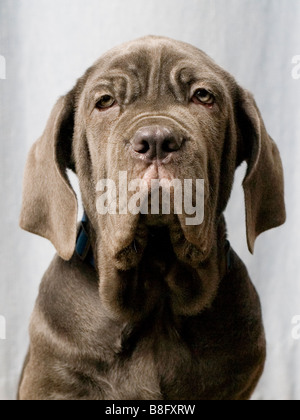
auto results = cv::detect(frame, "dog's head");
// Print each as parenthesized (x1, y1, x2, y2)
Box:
(20, 36, 285, 317)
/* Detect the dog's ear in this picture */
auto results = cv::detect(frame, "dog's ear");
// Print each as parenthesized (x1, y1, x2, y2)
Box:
(20, 90, 78, 260)
(237, 89, 286, 253)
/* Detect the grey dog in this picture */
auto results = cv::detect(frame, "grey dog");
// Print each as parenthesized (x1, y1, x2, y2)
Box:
(18, 36, 286, 400)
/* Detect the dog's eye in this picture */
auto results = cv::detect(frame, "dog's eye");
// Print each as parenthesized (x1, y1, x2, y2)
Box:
(192, 89, 215, 105)
(96, 95, 116, 110)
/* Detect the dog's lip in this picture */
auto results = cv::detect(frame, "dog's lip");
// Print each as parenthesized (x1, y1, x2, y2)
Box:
(141, 164, 174, 186)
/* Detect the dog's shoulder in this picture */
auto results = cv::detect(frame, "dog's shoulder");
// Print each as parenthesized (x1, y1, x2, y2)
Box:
(32, 255, 123, 359)
(38, 255, 100, 330)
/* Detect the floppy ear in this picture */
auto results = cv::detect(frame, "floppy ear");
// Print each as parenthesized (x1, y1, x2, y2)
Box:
(20, 91, 78, 260)
(237, 89, 286, 254)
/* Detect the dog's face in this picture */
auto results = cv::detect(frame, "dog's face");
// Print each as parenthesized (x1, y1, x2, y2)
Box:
(75, 37, 235, 266)
(20, 36, 285, 319)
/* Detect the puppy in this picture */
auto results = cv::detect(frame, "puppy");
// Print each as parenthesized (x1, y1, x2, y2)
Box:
(18, 36, 285, 400)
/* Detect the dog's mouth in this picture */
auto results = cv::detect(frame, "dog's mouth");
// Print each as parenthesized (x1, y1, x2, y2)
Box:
(141, 162, 174, 185)
(96, 162, 210, 272)
(110, 211, 209, 276)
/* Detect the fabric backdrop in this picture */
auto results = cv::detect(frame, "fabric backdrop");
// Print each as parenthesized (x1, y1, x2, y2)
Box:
(0, 0, 299, 400)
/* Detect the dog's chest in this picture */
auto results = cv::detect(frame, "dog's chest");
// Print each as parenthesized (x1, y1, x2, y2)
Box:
(96, 321, 206, 400)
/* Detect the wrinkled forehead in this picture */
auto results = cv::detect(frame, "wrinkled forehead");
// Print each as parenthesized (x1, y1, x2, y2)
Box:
(83, 37, 235, 101)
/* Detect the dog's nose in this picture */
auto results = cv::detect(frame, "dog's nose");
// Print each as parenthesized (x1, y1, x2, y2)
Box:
(131, 126, 183, 162)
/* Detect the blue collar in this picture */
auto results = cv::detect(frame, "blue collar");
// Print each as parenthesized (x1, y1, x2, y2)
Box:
(76, 213, 96, 269)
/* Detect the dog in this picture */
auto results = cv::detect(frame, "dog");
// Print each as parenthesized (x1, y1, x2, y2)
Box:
(18, 36, 286, 400)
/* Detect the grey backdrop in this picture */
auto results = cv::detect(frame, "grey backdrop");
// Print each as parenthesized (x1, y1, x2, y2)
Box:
(0, 0, 300, 400)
